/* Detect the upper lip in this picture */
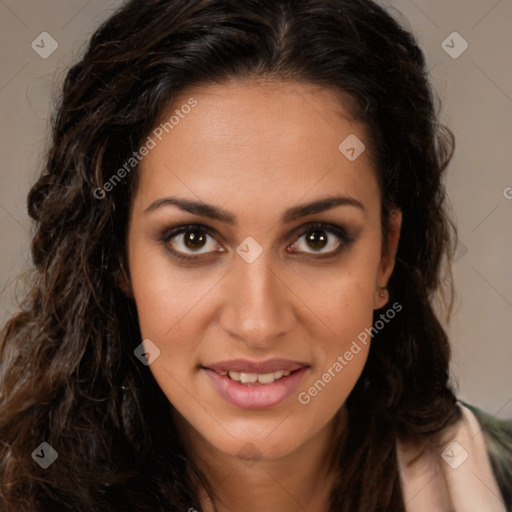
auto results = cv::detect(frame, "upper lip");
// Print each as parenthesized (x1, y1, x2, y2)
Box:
(204, 359, 309, 374)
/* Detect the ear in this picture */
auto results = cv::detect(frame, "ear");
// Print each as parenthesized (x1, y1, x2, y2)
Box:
(374, 208, 402, 309)
(117, 263, 134, 298)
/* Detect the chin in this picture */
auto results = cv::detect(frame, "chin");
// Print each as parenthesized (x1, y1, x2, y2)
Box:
(212, 431, 301, 463)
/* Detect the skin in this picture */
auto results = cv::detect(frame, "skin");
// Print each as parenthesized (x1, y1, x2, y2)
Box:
(124, 77, 402, 512)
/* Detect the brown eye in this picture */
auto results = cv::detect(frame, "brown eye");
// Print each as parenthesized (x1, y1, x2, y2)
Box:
(183, 230, 207, 250)
(161, 224, 224, 260)
(290, 223, 353, 257)
(305, 230, 329, 251)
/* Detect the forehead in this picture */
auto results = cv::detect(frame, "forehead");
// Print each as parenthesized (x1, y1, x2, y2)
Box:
(135, 78, 380, 218)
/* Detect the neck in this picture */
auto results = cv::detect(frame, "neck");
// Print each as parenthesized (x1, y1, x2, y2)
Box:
(178, 411, 346, 512)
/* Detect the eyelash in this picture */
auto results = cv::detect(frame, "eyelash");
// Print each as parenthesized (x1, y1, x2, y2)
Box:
(160, 222, 354, 262)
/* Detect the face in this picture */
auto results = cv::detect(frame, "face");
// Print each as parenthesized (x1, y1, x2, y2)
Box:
(125, 78, 401, 463)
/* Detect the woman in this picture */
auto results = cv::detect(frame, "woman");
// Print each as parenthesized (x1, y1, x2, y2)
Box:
(0, 0, 510, 510)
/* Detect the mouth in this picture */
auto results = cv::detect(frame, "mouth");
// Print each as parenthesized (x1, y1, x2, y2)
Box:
(202, 359, 310, 409)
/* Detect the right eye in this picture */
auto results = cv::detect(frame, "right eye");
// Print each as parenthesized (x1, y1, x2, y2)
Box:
(160, 224, 225, 261)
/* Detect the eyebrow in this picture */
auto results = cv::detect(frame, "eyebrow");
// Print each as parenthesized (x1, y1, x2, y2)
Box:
(144, 195, 365, 223)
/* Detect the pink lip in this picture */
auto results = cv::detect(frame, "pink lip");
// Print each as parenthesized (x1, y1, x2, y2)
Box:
(203, 366, 309, 409)
(204, 358, 308, 374)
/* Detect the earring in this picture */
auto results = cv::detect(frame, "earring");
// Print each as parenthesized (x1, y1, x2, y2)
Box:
(377, 287, 389, 303)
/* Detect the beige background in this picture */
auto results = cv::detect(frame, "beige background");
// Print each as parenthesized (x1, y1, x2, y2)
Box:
(0, 0, 511, 418)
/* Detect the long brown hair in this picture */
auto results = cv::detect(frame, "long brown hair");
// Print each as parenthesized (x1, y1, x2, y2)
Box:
(0, 0, 459, 510)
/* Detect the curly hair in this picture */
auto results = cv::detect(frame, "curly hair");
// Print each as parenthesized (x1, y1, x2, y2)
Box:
(0, 0, 460, 510)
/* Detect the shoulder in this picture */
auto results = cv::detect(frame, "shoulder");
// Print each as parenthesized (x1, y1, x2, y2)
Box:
(396, 401, 511, 512)
(461, 401, 512, 511)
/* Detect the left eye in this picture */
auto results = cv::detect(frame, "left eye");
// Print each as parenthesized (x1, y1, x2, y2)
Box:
(288, 223, 348, 256)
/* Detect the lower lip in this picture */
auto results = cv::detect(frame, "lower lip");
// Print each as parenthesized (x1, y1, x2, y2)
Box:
(203, 367, 309, 409)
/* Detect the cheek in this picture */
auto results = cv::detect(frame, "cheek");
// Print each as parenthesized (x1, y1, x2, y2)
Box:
(127, 241, 226, 415)
(288, 255, 378, 409)
(128, 236, 220, 342)
(293, 281, 373, 410)
(288, 256, 378, 345)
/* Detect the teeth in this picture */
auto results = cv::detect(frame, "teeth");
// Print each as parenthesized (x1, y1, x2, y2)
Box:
(225, 369, 294, 384)
(240, 372, 258, 384)
(257, 372, 276, 384)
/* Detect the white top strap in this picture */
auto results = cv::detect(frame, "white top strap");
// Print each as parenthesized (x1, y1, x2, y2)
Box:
(397, 402, 506, 512)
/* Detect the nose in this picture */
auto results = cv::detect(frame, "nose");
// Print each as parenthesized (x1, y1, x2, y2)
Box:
(218, 251, 296, 348)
